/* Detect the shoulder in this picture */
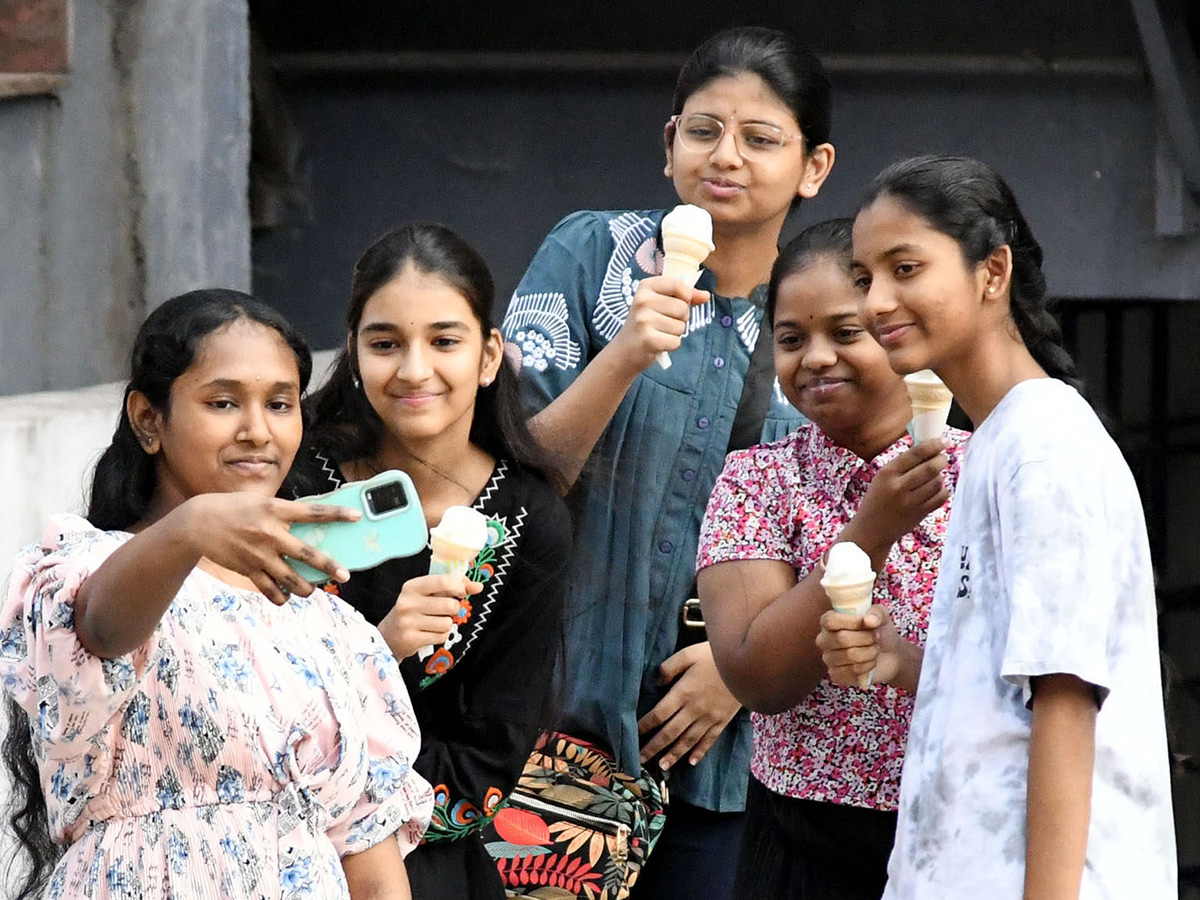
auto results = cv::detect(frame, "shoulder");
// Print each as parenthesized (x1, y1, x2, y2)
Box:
(716, 427, 809, 497)
(535, 209, 664, 266)
(983, 380, 1115, 474)
(494, 463, 572, 555)
(32, 514, 129, 560)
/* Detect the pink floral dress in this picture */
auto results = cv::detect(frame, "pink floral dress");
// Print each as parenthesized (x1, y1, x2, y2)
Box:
(697, 423, 966, 810)
(0, 515, 433, 899)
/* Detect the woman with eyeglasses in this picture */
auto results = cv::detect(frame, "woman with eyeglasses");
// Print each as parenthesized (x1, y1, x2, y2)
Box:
(494, 26, 835, 900)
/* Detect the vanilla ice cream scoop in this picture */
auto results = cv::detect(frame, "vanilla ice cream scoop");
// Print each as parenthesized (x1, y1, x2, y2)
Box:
(904, 370, 954, 443)
(429, 506, 489, 564)
(657, 204, 715, 369)
(821, 542, 875, 588)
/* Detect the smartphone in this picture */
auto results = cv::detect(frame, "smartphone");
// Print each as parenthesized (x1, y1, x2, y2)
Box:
(286, 470, 429, 585)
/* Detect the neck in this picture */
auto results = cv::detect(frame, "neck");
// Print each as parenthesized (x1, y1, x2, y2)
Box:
(365, 426, 493, 523)
(821, 389, 914, 462)
(938, 327, 1047, 427)
(707, 213, 788, 298)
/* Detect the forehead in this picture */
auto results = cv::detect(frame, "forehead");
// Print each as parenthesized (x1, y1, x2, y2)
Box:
(362, 266, 475, 324)
(776, 257, 859, 319)
(185, 320, 299, 383)
(853, 196, 953, 258)
(681, 72, 796, 125)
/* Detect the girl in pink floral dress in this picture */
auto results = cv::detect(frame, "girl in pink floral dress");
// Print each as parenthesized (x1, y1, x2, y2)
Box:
(1, 290, 432, 899)
(695, 220, 965, 899)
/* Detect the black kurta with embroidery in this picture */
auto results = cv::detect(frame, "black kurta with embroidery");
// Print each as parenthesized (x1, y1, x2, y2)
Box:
(298, 452, 571, 900)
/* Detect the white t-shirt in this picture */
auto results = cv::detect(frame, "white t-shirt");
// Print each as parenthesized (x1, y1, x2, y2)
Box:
(884, 378, 1176, 899)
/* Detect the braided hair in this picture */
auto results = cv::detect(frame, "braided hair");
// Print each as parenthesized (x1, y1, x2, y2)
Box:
(858, 155, 1084, 394)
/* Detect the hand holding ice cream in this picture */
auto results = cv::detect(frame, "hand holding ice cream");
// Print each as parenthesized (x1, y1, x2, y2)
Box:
(657, 204, 715, 369)
(416, 506, 489, 662)
(904, 370, 954, 444)
(820, 542, 877, 688)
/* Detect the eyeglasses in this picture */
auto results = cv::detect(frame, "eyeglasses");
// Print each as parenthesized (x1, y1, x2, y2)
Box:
(669, 113, 805, 156)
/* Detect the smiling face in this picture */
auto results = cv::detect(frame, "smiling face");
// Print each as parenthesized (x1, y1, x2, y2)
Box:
(773, 255, 910, 445)
(133, 319, 304, 515)
(664, 72, 830, 233)
(354, 264, 502, 453)
(851, 195, 994, 376)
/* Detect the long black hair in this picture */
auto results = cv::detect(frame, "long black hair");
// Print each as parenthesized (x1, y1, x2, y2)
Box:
(857, 155, 1084, 394)
(301, 223, 560, 491)
(4, 288, 311, 898)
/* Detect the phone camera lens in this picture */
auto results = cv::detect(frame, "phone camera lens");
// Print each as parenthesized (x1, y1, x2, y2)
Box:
(365, 481, 408, 516)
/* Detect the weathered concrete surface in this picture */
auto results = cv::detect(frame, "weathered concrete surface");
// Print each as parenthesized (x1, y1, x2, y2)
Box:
(0, 0, 250, 398)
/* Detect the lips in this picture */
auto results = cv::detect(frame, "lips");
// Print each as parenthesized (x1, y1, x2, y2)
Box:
(803, 377, 848, 398)
(701, 177, 746, 199)
(227, 457, 277, 475)
(874, 322, 914, 348)
(395, 392, 439, 408)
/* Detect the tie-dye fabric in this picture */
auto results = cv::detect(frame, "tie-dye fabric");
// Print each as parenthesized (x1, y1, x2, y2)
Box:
(1, 515, 433, 899)
(884, 379, 1175, 898)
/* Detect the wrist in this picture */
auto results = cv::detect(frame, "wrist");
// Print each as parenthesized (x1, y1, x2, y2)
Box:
(597, 335, 652, 382)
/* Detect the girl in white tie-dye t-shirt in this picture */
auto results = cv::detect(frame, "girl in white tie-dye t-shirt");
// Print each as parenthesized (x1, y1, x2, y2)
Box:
(817, 156, 1176, 899)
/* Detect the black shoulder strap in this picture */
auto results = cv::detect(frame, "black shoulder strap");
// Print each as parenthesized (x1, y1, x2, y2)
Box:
(726, 312, 775, 453)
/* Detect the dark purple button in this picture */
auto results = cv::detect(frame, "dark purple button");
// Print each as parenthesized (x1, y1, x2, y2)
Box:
(720, 315, 733, 327)
(659, 541, 674, 553)
(697, 417, 710, 429)
(713, 357, 726, 369)
(682, 469, 696, 482)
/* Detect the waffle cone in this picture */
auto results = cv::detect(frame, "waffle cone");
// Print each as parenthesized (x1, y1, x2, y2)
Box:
(820, 577, 875, 616)
(905, 380, 953, 407)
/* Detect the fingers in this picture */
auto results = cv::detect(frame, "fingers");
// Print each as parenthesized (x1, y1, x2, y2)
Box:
(818, 610, 875, 634)
(656, 718, 711, 771)
(280, 537, 351, 585)
(637, 689, 680, 737)
(657, 643, 702, 685)
(274, 498, 362, 523)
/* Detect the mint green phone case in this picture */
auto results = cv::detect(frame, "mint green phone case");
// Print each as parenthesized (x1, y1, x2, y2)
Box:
(287, 470, 428, 585)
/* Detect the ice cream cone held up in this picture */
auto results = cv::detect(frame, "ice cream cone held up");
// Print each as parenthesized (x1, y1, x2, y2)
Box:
(820, 542, 878, 689)
(904, 369, 954, 444)
(657, 204, 715, 369)
(428, 505, 490, 574)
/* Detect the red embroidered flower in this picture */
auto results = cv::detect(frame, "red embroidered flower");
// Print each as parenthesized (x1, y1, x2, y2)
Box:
(452, 599, 472, 624)
(425, 648, 454, 675)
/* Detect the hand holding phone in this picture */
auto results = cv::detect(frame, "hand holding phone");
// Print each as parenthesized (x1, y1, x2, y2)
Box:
(287, 470, 429, 584)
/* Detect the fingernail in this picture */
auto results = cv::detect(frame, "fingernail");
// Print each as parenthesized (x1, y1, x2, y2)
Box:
(660, 760, 671, 771)
(689, 757, 699, 766)
(335, 568, 351, 582)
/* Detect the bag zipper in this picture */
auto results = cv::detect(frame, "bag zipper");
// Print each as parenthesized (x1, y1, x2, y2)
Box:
(507, 790, 631, 841)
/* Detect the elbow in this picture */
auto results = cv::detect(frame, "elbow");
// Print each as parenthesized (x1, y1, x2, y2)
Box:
(717, 657, 822, 716)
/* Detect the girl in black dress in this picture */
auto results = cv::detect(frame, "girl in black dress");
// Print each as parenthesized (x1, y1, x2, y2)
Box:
(293, 224, 571, 900)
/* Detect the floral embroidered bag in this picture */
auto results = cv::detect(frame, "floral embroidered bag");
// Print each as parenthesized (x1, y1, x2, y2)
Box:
(483, 733, 667, 900)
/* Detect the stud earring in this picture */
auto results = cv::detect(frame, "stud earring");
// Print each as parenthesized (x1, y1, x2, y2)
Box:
(351, 375, 361, 389)
(481, 377, 492, 387)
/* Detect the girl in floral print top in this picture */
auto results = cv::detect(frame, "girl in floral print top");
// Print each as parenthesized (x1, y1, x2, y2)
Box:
(292, 224, 570, 900)
(696, 220, 965, 899)
(1, 290, 432, 900)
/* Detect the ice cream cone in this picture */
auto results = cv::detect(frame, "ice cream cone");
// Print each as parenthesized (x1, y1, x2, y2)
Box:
(820, 577, 876, 617)
(904, 371, 953, 443)
(657, 205, 714, 369)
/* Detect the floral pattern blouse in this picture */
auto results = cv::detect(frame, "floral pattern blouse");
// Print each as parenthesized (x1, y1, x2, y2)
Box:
(696, 423, 966, 810)
(0, 515, 433, 899)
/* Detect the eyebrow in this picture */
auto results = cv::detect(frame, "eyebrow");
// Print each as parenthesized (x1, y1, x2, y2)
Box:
(201, 378, 298, 392)
(359, 320, 470, 334)
(774, 311, 859, 329)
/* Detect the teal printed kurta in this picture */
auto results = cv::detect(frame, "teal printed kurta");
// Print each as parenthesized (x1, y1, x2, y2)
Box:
(502, 209, 804, 811)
